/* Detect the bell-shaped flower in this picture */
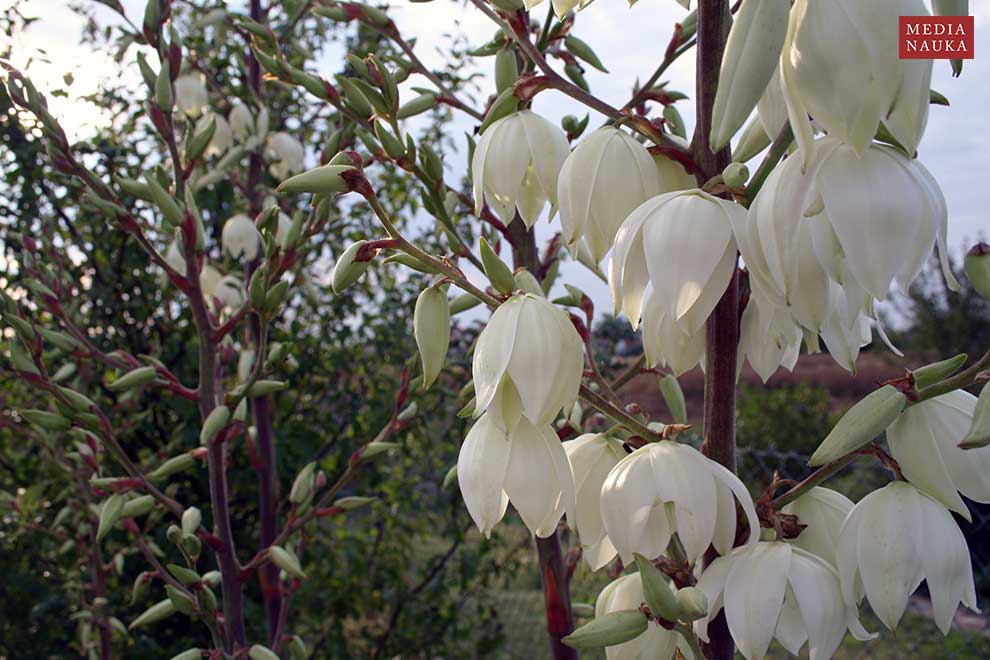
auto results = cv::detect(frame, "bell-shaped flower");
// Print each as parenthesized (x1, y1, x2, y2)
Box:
(836, 481, 979, 633)
(472, 293, 583, 431)
(609, 190, 743, 334)
(781, 0, 932, 162)
(266, 132, 305, 179)
(562, 433, 627, 570)
(471, 110, 569, 228)
(457, 412, 575, 538)
(595, 573, 698, 660)
(599, 441, 759, 564)
(213, 275, 246, 309)
(780, 487, 853, 567)
(199, 264, 221, 298)
(640, 289, 705, 377)
(164, 239, 185, 274)
(557, 128, 662, 263)
(229, 103, 264, 141)
(195, 112, 233, 157)
(887, 391, 990, 520)
(738, 295, 801, 383)
(221, 213, 261, 261)
(174, 73, 208, 117)
(757, 67, 788, 140)
(694, 541, 874, 660)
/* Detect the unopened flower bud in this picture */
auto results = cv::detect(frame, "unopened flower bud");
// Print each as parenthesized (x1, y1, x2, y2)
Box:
(414, 286, 451, 390)
(562, 610, 648, 649)
(199, 405, 230, 445)
(633, 553, 682, 621)
(109, 365, 158, 392)
(129, 599, 177, 630)
(249, 645, 280, 660)
(721, 162, 749, 188)
(277, 164, 353, 195)
(331, 241, 371, 293)
(179, 532, 201, 559)
(165, 584, 196, 615)
(960, 382, 990, 449)
(269, 545, 307, 580)
(289, 462, 317, 504)
(21, 409, 71, 431)
(333, 496, 376, 511)
(170, 648, 204, 660)
(912, 353, 968, 390)
(809, 385, 907, 466)
(120, 495, 156, 519)
(675, 586, 708, 621)
(181, 507, 202, 534)
(479, 238, 515, 294)
(166, 524, 183, 545)
(965, 243, 990, 299)
(97, 494, 125, 542)
(148, 453, 197, 481)
(658, 374, 687, 425)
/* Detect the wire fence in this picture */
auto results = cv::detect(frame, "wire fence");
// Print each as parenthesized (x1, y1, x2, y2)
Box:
(483, 448, 990, 659)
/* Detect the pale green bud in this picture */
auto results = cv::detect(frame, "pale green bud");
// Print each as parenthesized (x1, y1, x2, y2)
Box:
(166, 564, 202, 585)
(38, 327, 80, 352)
(331, 241, 371, 293)
(808, 385, 906, 466)
(658, 375, 687, 425)
(449, 293, 482, 315)
(21, 409, 71, 431)
(120, 495, 156, 519)
(56, 386, 95, 413)
(289, 462, 317, 504)
(562, 610, 648, 649)
(565, 35, 608, 73)
(148, 453, 197, 481)
(965, 244, 990, 299)
(249, 380, 288, 396)
(181, 507, 202, 534)
(108, 366, 157, 392)
(277, 164, 354, 195)
(169, 649, 204, 660)
(144, 176, 184, 228)
(633, 553, 681, 621)
(441, 465, 457, 489)
(960, 381, 990, 449)
(199, 405, 231, 445)
(479, 237, 515, 294)
(249, 645, 280, 660)
(732, 117, 771, 163)
(96, 494, 125, 542)
(180, 533, 201, 559)
(721, 162, 749, 188)
(674, 586, 708, 621)
(269, 545, 307, 579)
(494, 48, 518, 94)
(129, 599, 176, 629)
(513, 269, 544, 297)
(396, 93, 436, 120)
(572, 603, 595, 618)
(287, 635, 307, 660)
(912, 353, 968, 390)
(166, 584, 196, 615)
(414, 286, 451, 390)
(333, 496, 376, 511)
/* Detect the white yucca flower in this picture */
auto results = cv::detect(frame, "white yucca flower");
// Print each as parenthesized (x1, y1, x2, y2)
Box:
(266, 132, 305, 179)
(229, 103, 259, 141)
(195, 112, 233, 157)
(782, 0, 932, 162)
(562, 433, 627, 570)
(472, 293, 583, 431)
(557, 128, 662, 263)
(599, 441, 759, 564)
(174, 73, 208, 117)
(694, 541, 874, 660)
(887, 391, 990, 520)
(164, 240, 185, 273)
(199, 265, 221, 298)
(757, 67, 788, 140)
(457, 412, 575, 538)
(221, 214, 261, 261)
(610, 190, 744, 334)
(837, 481, 979, 633)
(640, 289, 706, 377)
(595, 573, 697, 660)
(738, 295, 801, 383)
(213, 275, 246, 309)
(471, 110, 569, 228)
(780, 487, 853, 567)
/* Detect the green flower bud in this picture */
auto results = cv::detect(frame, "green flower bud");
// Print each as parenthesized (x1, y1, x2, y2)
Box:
(331, 241, 371, 294)
(269, 545, 307, 579)
(264, 280, 290, 312)
(662, 104, 686, 139)
(572, 603, 595, 618)
(248, 645, 280, 660)
(148, 453, 197, 481)
(809, 385, 906, 466)
(494, 48, 518, 94)
(166, 564, 202, 585)
(278, 164, 354, 195)
(287, 635, 307, 660)
(38, 327, 80, 352)
(374, 121, 405, 159)
(21, 409, 71, 431)
(415, 286, 451, 389)
(96, 494, 125, 542)
(457, 397, 476, 418)
(166, 524, 183, 545)
(166, 584, 196, 615)
(155, 59, 173, 111)
(565, 35, 608, 73)
(418, 143, 444, 182)
(200, 586, 218, 612)
(480, 237, 516, 294)
(513, 269, 544, 297)
(397, 93, 437, 119)
(358, 441, 398, 462)
(562, 610, 649, 649)
(912, 353, 968, 390)
(449, 293, 482, 315)
(289, 462, 317, 504)
(199, 405, 231, 445)
(633, 553, 682, 621)
(128, 599, 177, 630)
(130, 572, 152, 605)
(56, 386, 95, 413)
(120, 495, 156, 519)
(478, 87, 519, 135)
(186, 114, 216, 162)
(960, 381, 990, 449)
(721, 162, 750, 188)
(658, 374, 687, 425)
(145, 175, 184, 228)
(441, 464, 457, 489)
(333, 496, 376, 511)
(202, 571, 221, 588)
(732, 117, 771, 163)
(169, 649, 204, 660)
(965, 243, 990, 299)
(248, 380, 288, 397)
(109, 365, 158, 392)
(179, 533, 201, 559)
(181, 507, 202, 534)
(489, 0, 523, 11)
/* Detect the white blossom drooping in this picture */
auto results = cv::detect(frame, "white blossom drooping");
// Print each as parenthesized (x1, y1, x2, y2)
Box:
(562, 433, 626, 570)
(599, 440, 759, 564)
(457, 412, 575, 539)
(557, 127, 662, 264)
(472, 293, 583, 431)
(595, 573, 698, 660)
(886, 391, 990, 520)
(471, 110, 569, 229)
(694, 541, 874, 660)
(221, 214, 261, 261)
(836, 481, 979, 633)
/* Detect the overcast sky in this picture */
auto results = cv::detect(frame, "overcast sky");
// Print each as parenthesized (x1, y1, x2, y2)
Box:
(6, 0, 989, 318)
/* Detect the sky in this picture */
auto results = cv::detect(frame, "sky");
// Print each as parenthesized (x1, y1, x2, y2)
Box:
(4, 0, 989, 319)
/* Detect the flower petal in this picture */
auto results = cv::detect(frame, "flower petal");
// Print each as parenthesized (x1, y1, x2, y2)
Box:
(457, 414, 511, 537)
